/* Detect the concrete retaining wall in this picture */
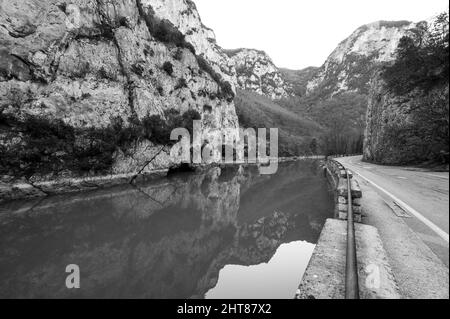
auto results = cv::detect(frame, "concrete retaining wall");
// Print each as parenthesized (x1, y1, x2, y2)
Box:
(297, 219, 400, 299)
(297, 159, 400, 299)
(324, 159, 363, 223)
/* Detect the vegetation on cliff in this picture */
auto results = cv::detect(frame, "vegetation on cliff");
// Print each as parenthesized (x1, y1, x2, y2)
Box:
(0, 109, 200, 180)
(375, 12, 449, 165)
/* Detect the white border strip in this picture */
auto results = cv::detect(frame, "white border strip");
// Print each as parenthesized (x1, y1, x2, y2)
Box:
(349, 169, 449, 244)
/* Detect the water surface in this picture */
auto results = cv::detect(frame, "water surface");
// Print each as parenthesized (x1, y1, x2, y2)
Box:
(0, 160, 334, 299)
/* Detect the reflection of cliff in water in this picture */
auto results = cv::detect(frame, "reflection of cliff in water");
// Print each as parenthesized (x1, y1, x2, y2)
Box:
(0, 161, 334, 299)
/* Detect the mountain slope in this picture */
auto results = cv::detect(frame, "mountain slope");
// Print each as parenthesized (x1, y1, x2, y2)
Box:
(225, 49, 293, 99)
(234, 90, 323, 156)
(306, 20, 419, 98)
(280, 67, 319, 97)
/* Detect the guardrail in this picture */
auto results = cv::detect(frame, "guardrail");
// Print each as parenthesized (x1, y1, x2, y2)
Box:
(327, 158, 360, 299)
(345, 168, 359, 299)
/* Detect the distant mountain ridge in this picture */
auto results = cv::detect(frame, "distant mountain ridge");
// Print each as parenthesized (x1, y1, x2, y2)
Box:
(305, 20, 420, 98)
(280, 67, 319, 97)
(225, 48, 294, 99)
(224, 20, 421, 101)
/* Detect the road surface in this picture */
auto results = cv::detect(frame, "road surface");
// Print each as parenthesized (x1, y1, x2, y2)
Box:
(336, 156, 449, 265)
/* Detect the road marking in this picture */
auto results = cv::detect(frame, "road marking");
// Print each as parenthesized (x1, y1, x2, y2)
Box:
(349, 168, 449, 244)
(384, 200, 412, 218)
(397, 176, 408, 180)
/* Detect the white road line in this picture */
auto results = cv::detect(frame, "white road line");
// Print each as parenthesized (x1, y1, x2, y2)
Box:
(348, 168, 449, 244)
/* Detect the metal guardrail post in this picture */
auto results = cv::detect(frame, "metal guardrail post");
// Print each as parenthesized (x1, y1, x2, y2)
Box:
(345, 169, 359, 299)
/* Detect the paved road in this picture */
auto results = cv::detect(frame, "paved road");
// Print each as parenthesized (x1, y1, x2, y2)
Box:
(336, 156, 449, 264)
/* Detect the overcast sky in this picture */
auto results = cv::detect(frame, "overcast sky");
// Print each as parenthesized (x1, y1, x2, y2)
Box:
(194, 0, 449, 69)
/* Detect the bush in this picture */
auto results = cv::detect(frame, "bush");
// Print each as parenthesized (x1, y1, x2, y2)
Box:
(97, 67, 116, 81)
(118, 17, 130, 28)
(72, 62, 90, 79)
(175, 78, 188, 90)
(142, 114, 172, 145)
(378, 12, 449, 164)
(173, 49, 183, 61)
(0, 108, 202, 179)
(181, 109, 201, 135)
(382, 12, 449, 95)
(162, 61, 174, 76)
(142, 109, 201, 145)
(196, 56, 235, 102)
(1, 116, 75, 178)
(142, 6, 196, 54)
(0, 115, 144, 178)
(131, 63, 145, 76)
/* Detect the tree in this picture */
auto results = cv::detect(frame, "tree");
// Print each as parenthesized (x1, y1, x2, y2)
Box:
(382, 12, 449, 96)
(380, 11, 449, 164)
(309, 138, 318, 155)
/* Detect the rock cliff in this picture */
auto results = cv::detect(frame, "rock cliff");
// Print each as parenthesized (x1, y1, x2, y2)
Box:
(306, 20, 419, 98)
(364, 73, 449, 165)
(0, 0, 240, 199)
(363, 13, 449, 165)
(225, 48, 293, 99)
(363, 73, 413, 164)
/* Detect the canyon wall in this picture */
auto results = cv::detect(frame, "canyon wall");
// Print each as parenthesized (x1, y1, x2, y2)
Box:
(0, 0, 240, 200)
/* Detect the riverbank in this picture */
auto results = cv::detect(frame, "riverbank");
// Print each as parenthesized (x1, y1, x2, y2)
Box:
(0, 156, 323, 203)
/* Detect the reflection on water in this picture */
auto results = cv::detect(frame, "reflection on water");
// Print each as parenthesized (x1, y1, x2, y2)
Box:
(0, 160, 334, 299)
(206, 241, 315, 299)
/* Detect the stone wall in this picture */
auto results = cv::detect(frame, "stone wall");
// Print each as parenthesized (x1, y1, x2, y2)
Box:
(324, 159, 363, 223)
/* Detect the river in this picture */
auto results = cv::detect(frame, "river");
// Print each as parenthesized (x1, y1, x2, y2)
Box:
(0, 160, 334, 299)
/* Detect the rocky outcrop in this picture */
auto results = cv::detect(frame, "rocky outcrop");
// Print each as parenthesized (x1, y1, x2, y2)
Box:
(363, 13, 449, 166)
(363, 73, 449, 165)
(306, 20, 419, 98)
(225, 48, 293, 99)
(363, 74, 411, 164)
(0, 0, 240, 199)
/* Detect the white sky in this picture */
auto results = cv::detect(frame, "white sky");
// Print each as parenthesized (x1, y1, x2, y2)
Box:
(194, 0, 449, 69)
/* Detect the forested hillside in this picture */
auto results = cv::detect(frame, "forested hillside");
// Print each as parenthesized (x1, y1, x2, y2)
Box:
(234, 90, 323, 156)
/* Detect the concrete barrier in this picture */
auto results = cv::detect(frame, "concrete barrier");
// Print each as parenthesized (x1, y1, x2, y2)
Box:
(297, 219, 400, 299)
(297, 159, 400, 299)
(324, 159, 364, 223)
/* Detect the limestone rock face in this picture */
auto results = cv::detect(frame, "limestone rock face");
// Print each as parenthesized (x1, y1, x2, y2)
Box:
(363, 14, 449, 165)
(225, 48, 293, 99)
(362, 73, 447, 165)
(147, 0, 237, 86)
(364, 74, 413, 164)
(0, 0, 239, 191)
(306, 21, 419, 97)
